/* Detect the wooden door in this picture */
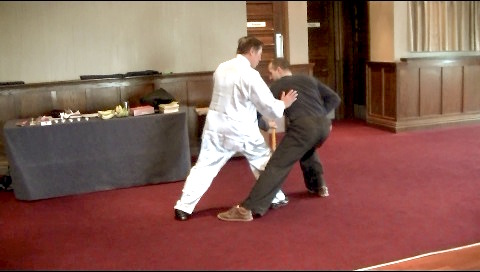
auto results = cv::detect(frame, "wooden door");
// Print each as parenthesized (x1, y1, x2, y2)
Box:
(307, 1, 336, 91)
(307, 1, 369, 120)
(246, 1, 287, 85)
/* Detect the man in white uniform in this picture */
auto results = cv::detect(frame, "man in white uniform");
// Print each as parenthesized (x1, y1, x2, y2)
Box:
(174, 36, 298, 221)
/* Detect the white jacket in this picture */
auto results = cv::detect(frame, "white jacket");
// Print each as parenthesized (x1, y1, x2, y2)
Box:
(204, 54, 285, 146)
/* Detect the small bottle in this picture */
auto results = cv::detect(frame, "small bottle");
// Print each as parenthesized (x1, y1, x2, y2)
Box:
(124, 101, 129, 116)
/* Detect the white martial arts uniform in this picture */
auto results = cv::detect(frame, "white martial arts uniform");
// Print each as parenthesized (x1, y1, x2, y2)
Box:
(174, 54, 287, 214)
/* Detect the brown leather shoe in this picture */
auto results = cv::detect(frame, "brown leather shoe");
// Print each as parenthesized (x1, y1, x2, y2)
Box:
(217, 205, 253, 222)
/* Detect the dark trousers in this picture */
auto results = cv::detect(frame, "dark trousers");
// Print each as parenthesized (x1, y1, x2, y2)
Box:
(242, 116, 332, 215)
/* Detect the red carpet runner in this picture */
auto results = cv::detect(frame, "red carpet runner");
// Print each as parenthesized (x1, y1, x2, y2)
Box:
(0, 119, 479, 270)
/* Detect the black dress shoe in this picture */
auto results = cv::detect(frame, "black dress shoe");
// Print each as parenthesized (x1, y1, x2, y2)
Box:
(270, 196, 289, 209)
(174, 209, 191, 221)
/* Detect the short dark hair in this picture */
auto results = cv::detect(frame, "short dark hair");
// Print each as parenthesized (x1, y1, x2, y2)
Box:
(236, 36, 263, 54)
(270, 57, 291, 70)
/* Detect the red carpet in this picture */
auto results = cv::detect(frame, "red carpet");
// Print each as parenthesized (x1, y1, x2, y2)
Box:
(0, 119, 479, 270)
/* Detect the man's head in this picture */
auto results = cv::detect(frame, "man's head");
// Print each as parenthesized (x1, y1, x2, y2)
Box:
(237, 36, 263, 68)
(268, 58, 291, 81)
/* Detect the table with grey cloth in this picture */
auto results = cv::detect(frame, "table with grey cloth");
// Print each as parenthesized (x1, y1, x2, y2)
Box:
(3, 110, 191, 201)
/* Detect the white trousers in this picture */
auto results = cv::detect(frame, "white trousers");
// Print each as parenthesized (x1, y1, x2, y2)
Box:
(174, 131, 286, 214)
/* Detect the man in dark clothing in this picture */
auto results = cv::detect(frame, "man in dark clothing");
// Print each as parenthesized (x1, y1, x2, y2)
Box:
(218, 57, 341, 221)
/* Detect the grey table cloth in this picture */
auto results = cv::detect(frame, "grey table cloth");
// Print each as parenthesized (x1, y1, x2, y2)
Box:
(3, 110, 191, 201)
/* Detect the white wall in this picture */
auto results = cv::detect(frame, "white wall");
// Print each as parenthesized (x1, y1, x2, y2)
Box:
(370, 1, 480, 61)
(4, 1, 479, 84)
(393, 1, 408, 60)
(0, 1, 247, 83)
(287, 1, 309, 64)
(0, 1, 313, 84)
(368, 1, 395, 62)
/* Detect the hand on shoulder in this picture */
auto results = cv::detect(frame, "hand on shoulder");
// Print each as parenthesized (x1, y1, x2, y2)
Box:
(280, 89, 298, 108)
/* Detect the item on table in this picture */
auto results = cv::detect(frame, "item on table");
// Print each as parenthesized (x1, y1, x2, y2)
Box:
(129, 105, 155, 116)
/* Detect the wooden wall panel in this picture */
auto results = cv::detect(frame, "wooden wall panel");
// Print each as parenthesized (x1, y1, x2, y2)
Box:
(398, 66, 420, 118)
(16, 89, 54, 118)
(85, 87, 120, 113)
(442, 66, 463, 114)
(367, 56, 480, 132)
(419, 67, 442, 116)
(0, 93, 15, 144)
(187, 80, 213, 107)
(157, 80, 188, 105)
(383, 66, 397, 118)
(368, 66, 383, 116)
(0, 93, 16, 122)
(122, 82, 155, 108)
(53, 89, 87, 113)
(464, 66, 480, 113)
